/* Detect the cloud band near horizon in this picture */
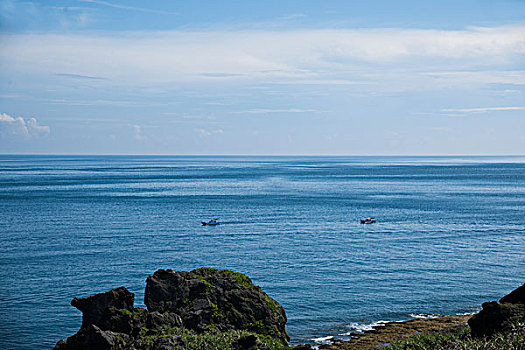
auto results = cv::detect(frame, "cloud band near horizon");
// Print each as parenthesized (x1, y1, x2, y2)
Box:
(1, 24, 524, 87)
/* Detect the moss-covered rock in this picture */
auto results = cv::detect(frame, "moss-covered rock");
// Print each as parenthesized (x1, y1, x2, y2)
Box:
(145, 267, 289, 343)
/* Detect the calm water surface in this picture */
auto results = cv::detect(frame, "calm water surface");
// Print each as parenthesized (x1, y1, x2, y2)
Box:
(0, 155, 524, 348)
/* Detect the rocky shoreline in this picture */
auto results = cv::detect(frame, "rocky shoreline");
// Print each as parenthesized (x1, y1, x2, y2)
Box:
(316, 314, 472, 349)
(55, 268, 524, 349)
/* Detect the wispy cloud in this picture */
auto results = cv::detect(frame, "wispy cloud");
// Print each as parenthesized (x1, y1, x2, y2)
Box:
(442, 106, 525, 113)
(279, 13, 306, 21)
(195, 128, 224, 137)
(270, 79, 375, 86)
(0, 113, 50, 138)
(423, 70, 525, 86)
(1, 1, 92, 30)
(78, 0, 178, 15)
(230, 108, 321, 114)
(1, 24, 524, 88)
(197, 72, 245, 78)
(55, 73, 107, 80)
(43, 98, 168, 107)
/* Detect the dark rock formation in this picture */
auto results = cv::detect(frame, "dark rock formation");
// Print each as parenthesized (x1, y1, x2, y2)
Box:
(69, 286, 148, 336)
(55, 324, 130, 350)
(468, 284, 525, 337)
(500, 283, 525, 304)
(71, 286, 135, 330)
(145, 267, 289, 343)
(55, 268, 289, 349)
(232, 334, 259, 350)
(146, 311, 183, 330)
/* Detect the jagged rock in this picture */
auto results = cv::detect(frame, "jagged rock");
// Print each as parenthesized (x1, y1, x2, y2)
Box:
(98, 306, 147, 335)
(56, 268, 290, 349)
(54, 324, 129, 350)
(71, 287, 135, 330)
(468, 284, 525, 337)
(146, 311, 183, 330)
(500, 283, 525, 304)
(145, 267, 289, 343)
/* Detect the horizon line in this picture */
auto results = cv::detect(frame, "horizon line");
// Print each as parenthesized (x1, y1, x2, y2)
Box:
(1, 153, 524, 157)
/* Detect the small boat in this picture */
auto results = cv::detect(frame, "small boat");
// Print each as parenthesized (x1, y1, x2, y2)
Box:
(202, 218, 220, 226)
(360, 217, 376, 224)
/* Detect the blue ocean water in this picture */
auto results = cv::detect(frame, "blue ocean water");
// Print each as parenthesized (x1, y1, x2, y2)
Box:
(0, 155, 524, 349)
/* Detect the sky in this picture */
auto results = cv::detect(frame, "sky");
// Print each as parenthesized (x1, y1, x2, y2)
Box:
(0, 0, 524, 155)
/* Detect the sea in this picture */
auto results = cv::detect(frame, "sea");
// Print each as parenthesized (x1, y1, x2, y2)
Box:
(0, 155, 524, 349)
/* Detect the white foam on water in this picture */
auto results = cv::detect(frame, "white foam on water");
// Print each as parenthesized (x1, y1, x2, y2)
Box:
(409, 313, 440, 319)
(341, 320, 389, 335)
(311, 335, 334, 344)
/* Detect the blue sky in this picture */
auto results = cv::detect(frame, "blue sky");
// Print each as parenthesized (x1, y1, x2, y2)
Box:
(1, 0, 524, 155)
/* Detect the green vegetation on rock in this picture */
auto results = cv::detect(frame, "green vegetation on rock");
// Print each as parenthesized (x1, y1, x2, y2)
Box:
(135, 326, 287, 350)
(266, 295, 279, 313)
(244, 320, 270, 335)
(119, 308, 132, 316)
(211, 302, 226, 320)
(222, 269, 255, 289)
(194, 267, 256, 290)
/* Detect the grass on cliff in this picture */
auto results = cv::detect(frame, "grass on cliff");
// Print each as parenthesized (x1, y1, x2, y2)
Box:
(386, 322, 525, 350)
(136, 326, 288, 350)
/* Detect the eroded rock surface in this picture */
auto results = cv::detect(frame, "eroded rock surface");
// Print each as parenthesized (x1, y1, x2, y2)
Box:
(71, 286, 135, 330)
(145, 267, 288, 342)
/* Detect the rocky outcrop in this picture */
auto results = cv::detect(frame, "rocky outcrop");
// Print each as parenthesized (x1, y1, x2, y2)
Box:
(468, 283, 525, 337)
(55, 268, 289, 349)
(145, 267, 288, 343)
(71, 286, 135, 329)
(499, 283, 525, 304)
(55, 325, 130, 350)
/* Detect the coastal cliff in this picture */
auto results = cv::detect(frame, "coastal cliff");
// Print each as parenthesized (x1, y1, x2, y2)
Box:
(55, 269, 524, 350)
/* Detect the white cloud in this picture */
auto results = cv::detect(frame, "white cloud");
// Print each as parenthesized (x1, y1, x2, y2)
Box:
(0, 113, 50, 138)
(1, 24, 524, 87)
(441, 107, 525, 113)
